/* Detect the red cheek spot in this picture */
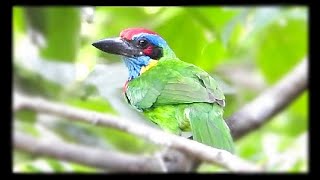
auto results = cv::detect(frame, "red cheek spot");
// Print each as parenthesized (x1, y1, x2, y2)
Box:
(143, 46, 153, 56)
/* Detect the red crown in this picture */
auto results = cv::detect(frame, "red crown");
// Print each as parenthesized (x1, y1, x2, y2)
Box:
(120, 28, 158, 40)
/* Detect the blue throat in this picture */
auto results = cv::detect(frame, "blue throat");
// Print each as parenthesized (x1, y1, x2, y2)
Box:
(123, 56, 151, 80)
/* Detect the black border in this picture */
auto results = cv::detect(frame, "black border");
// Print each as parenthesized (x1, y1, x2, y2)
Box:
(6, 0, 314, 177)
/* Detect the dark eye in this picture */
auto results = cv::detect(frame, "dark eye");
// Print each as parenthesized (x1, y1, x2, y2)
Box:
(137, 39, 148, 48)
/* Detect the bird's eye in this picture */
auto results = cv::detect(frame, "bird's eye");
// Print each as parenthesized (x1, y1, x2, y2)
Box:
(137, 39, 148, 48)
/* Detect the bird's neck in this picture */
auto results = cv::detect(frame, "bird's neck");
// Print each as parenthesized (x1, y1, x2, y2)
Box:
(162, 46, 176, 60)
(123, 47, 176, 81)
(123, 56, 151, 80)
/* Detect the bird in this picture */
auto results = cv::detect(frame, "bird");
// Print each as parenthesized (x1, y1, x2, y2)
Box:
(92, 27, 234, 153)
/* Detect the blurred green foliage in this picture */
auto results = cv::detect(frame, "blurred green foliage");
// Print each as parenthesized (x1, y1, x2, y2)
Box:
(13, 6, 308, 173)
(257, 17, 307, 83)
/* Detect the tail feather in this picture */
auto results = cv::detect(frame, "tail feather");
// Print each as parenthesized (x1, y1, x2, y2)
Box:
(188, 103, 235, 153)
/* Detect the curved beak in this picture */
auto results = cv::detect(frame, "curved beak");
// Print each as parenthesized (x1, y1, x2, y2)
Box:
(92, 37, 142, 58)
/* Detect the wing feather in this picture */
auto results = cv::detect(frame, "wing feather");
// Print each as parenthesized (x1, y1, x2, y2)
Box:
(126, 59, 225, 110)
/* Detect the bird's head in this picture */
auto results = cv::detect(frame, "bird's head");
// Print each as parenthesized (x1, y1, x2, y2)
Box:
(92, 28, 176, 80)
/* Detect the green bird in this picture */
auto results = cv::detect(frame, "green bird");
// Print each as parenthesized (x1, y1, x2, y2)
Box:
(92, 28, 234, 153)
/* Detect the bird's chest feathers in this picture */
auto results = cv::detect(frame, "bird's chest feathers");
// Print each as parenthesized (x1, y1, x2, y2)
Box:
(123, 59, 158, 92)
(123, 62, 160, 110)
(123, 82, 146, 111)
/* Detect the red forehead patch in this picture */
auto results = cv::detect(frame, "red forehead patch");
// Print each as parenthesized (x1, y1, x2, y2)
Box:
(120, 28, 158, 40)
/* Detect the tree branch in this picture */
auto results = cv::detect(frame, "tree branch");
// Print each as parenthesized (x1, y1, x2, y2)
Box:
(13, 132, 163, 172)
(13, 58, 307, 172)
(227, 59, 308, 139)
(13, 93, 261, 172)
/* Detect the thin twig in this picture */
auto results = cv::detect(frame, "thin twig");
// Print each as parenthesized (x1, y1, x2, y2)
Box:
(13, 132, 162, 172)
(227, 59, 308, 139)
(13, 94, 261, 172)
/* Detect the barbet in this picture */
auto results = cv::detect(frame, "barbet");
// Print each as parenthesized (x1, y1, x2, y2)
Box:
(92, 28, 234, 153)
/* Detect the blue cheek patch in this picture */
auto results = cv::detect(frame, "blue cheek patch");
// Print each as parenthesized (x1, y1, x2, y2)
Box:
(123, 56, 151, 80)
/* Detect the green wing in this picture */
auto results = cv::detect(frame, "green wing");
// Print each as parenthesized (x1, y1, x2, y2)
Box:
(126, 59, 225, 110)
(188, 103, 234, 153)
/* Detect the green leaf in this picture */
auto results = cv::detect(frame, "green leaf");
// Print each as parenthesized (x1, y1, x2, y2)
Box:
(64, 96, 117, 114)
(39, 7, 81, 62)
(46, 158, 67, 172)
(13, 150, 35, 165)
(15, 109, 36, 123)
(14, 158, 98, 173)
(199, 39, 227, 70)
(69, 162, 98, 172)
(290, 91, 308, 120)
(187, 7, 242, 35)
(14, 121, 40, 137)
(155, 11, 209, 70)
(256, 18, 307, 83)
(16, 164, 40, 172)
(236, 130, 264, 161)
(197, 163, 226, 173)
(13, 6, 27, 51)
(289, 160, 306, 172)
(286, 91, 308, 136)
(96, 128, 156, 153)
(262, 92, 308, 138)
(226, 21, 246, 51)
(13, 7, 26, 35)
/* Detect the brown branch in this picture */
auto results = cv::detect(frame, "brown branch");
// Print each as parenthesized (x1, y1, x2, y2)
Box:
(13, 93, 261, 172)
(13, 132, 163, 172)
(227, 59, 308, 139)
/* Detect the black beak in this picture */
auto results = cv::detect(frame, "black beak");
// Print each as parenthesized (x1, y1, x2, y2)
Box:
(92, 37, 142, 58)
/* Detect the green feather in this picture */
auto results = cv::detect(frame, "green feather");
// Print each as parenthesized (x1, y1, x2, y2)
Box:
(188, 103, 234, 153)
(126, 58, 234, 153)
(126, 59, 225, 109)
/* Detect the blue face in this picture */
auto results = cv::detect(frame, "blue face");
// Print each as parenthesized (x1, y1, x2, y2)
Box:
(122, 33, 175, 80)
(123, 56, 152, 80)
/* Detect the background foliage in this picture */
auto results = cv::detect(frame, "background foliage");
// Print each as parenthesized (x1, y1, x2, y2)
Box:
(13, 6, 308, 172)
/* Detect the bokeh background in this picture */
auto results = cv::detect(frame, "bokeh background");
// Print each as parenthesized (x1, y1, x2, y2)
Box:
(13, 6, 308, 172)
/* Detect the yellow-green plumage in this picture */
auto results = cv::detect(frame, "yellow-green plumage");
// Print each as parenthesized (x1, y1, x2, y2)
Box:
(125, 58, 234, 153)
